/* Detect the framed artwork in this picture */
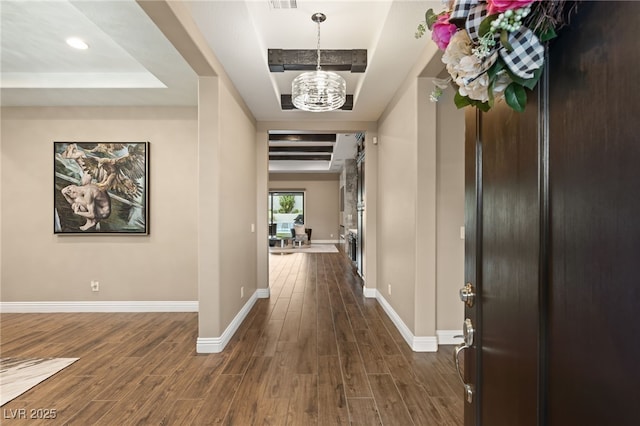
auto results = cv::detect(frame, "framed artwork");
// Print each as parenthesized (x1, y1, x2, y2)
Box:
(53, 142, 149, 234)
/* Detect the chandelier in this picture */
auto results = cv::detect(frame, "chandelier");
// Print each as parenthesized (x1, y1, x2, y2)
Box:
(291, 13, 346, 112)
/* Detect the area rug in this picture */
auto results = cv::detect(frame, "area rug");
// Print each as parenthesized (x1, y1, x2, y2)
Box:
(270, 243, 339, 254)
(0, 357, 79, 406)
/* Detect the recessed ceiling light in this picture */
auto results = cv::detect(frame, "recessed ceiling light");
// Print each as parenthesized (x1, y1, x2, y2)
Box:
(66, 37, 89, 50)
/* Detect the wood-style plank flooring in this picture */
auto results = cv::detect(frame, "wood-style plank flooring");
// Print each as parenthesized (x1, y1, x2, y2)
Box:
(0, 250, 462, 425)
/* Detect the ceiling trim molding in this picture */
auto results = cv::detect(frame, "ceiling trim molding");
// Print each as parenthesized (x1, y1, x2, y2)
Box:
(268, 49, 367, 73)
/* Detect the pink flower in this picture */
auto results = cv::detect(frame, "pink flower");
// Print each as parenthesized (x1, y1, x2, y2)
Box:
(487, 0, 536, 14)
(431, 13, 457, 51)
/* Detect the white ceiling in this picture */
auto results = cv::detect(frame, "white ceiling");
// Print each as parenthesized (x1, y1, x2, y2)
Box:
(1, 0, 441, 171)
(1, 0, 198, 106)
(185, 0, 436, 122)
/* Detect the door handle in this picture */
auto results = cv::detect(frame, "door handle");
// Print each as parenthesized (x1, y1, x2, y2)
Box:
(453, 318, 475, 403)
(459, 283, 476, 307)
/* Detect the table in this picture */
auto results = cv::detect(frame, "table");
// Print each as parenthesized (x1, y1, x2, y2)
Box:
(279, 237, 291, 248)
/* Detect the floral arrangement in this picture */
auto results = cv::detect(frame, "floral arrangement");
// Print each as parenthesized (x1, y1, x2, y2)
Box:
(416, 0, 572, 112)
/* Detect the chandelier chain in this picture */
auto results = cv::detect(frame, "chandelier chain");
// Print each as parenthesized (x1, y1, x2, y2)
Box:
(316, 20, 321, 70)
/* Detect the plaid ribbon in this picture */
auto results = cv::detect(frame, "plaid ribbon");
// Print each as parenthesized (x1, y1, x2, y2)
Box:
(449, 0, 478, 25)
(499, 27, 544, 79)
(449, 0, 544, 80)
(465, 3, 488, 43)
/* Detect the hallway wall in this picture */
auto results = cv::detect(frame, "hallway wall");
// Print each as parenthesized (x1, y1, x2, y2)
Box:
(1, 107, 199, 302)
(375, 67, 465, 344)
(435, 88, 465, 331)
(377, 79, 420, 333)
(217, 82, 259, 334)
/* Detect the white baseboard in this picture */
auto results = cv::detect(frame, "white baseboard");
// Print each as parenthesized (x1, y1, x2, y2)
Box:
(196, 290, 260, 354)
(256, 288, 270, 298)
(374, 291, 438, 352)
(312, 239, 340, 244)
(0, 300, 198, 313)
(361, 288, 452, 351)
(437, 329, 464, 345)
(363, 286, 377, 298)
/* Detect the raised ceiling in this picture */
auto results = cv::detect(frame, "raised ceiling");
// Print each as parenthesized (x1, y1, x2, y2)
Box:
(1, 0, 440, 120)
(185, 0, 440, 121)
(0, 0, 197, 106)
(1, 0, 440, 172)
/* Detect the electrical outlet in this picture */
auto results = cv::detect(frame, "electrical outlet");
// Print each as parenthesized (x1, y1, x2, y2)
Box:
(388, 284, 391, 295)
(330, 233, 334, 238)
(91, 280, 99, 292)
(241, 286, 244, 298)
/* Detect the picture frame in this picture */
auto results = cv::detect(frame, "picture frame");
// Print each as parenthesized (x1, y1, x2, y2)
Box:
(53, 142, 149, 234)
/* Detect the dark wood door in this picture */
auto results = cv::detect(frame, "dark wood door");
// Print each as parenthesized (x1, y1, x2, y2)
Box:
(464, 90, 542, 426)
(464, 2, 640, 425)
(546, 1, 640, 424)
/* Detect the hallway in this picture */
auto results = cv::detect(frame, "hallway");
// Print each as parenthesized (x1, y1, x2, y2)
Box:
(0, 251, 462, 424)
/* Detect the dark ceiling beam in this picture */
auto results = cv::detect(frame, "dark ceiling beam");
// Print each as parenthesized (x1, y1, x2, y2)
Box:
(268, 49, 367, 72)
(269, 146, 334, 153)
(269, 154, 332, 161)
(280, 95, 353, 111)
(269, 133, 336, 143)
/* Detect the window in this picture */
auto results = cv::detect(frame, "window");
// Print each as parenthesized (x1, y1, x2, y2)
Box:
(268, 191, 304, 237)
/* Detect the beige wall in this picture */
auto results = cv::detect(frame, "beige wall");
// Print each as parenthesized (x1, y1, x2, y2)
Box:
(377, 79, 420, 331)
(436, 88, 465, 330)
(269, 174, 340, 241)
(196, 77, 258, 339)
(415, 78, 438, 337)
(218, 82, 258, 332)
(197, 77, 222, 337)
(1, 107, 198, 301)
(376, 72, 465, 338)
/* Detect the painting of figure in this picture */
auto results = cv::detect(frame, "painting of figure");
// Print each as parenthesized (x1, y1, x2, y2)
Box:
(54, 142, 148, 234)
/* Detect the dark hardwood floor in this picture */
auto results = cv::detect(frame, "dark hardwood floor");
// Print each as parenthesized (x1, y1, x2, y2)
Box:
(0, 250, 462, 425)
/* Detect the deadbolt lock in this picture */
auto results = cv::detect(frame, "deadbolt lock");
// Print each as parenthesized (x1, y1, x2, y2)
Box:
(459, 282, 476, 308)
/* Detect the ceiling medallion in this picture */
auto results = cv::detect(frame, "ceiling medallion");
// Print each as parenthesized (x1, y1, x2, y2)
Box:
(291, 13, 346, 112)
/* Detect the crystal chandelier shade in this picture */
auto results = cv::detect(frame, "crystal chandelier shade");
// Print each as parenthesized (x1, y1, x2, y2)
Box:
(291, 13, 346, 112)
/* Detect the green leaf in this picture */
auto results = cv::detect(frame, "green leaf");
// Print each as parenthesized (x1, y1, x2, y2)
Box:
(425, 9, 438, 30)
(487, 79, 496, 109)
(504, 83, 527, 112)
(478, 15, 499, 38)
(522, 66, 544, 90)
(455, 91, 491, 112)
(471, 99, 491, 112)
(538, 26, 557, 43)
(505, 65, 544, 90)
(505, 67, 526, 85)
(454, 92, 471, 109)
(487, 60, 505, 81)
(500, 30, 514, 52)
